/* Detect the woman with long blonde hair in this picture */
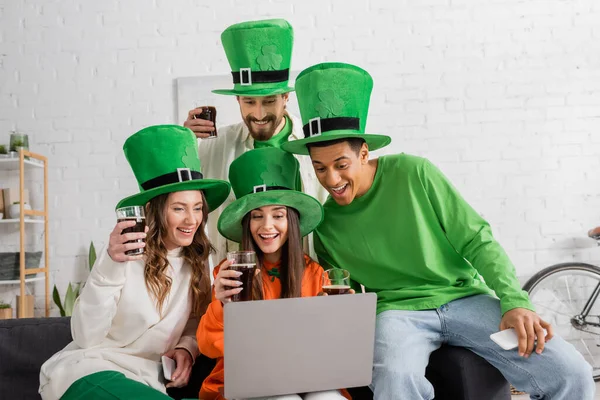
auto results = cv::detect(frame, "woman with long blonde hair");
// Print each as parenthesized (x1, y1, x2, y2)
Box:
(39, 125, 230, 400)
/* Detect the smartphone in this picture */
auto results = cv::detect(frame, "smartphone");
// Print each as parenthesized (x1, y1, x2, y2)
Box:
(489, 328, 519, 350)
(490, 328, 548, 351)
(161, 355, 176, 381)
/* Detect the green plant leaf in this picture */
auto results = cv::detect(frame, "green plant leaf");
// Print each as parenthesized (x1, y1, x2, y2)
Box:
(89, 241, 96, 271)
(63, 283, 79, 317)
(52, 285, 66, 317)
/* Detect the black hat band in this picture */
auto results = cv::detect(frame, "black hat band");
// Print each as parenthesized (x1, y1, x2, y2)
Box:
(248, 185, 291, 196)
(302, 117, 360, 138)
(232, 68, 290, 86)
(141, 168, 204, 191)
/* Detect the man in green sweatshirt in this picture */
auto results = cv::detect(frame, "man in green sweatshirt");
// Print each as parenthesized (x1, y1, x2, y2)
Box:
(282, 62, 594, 400)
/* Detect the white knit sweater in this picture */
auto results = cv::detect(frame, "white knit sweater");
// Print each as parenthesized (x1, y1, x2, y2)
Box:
(39, 246, 200, 399)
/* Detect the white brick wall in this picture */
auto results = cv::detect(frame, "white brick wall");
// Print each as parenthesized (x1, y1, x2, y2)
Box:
(1, 0, 599, 315)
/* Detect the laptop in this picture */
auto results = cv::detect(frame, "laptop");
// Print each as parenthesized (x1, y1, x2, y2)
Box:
(223, 293, 377, 399)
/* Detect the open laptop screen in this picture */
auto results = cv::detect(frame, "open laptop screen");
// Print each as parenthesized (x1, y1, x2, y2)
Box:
(224, 293, 377, 399)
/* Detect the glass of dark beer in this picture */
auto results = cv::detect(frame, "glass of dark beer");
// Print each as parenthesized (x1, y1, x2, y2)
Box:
(226, 251, 256, 302)
(322, 269, 351, 295)
(116, 206, 146, 255)
(193, 106, 217, 138)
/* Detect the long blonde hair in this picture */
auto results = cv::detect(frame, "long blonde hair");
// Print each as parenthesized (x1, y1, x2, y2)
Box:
(143, 191, 212, 317)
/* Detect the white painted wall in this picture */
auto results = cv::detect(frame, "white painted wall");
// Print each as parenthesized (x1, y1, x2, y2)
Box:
(1, 0, 599, 315)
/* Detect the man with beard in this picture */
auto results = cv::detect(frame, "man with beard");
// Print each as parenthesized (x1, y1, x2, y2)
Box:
(184, 19, 327, 266)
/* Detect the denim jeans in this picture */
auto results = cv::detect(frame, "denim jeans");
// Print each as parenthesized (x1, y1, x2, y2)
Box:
(370, 294, 595, 400)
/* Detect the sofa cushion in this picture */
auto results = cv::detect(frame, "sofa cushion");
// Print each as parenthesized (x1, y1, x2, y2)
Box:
(0, 317, 72, 399)
(426, 345, 511, 400)
(0, 317, 215, 400)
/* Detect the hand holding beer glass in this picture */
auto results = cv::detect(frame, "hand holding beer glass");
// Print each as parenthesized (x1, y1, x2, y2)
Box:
(108, 206, 147, 262)
(322, 269, 351, 295)
(184, 105, 218, 139)
(217, 251, 257, 303)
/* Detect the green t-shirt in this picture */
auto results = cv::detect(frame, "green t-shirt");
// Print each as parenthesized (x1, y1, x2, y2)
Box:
(253, 115, 293, 149)
(314, 153, 533, 315)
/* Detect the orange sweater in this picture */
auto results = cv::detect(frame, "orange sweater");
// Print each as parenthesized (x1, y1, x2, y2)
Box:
(196, 254, 349, 400)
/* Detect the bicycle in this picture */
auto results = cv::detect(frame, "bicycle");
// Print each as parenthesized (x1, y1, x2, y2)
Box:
(523, 227, 600, 380)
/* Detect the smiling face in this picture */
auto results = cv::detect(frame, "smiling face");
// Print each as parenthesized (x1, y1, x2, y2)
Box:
(237, 94, 289, 141)
(249, 205, 289, 262)
(162, 190, 205, 250)
(309, 140, 371, 206)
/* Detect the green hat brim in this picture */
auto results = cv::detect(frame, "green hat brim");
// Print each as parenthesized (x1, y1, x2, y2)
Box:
(212, 86, 295, 96)
(116, 179, 231, 213)
(218, 190, 323, 243)
(281, 130, 392, 156)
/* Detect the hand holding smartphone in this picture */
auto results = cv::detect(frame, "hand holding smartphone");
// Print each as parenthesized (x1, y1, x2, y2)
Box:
(490, 328, 548, 351)
(161, 355, 176, 381)
(490, 328, 519, 350)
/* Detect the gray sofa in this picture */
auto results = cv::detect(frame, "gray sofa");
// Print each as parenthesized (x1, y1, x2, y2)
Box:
(0, 317, 510, 400)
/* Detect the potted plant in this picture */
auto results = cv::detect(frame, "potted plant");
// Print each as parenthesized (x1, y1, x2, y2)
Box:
(9, 131, 29, 153)
(0, 145, 7, 158)
(8, 201, 32, 220)
(0, 301, 12, 319)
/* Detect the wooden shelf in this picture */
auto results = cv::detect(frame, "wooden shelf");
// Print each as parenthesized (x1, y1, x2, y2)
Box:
(0, 274, 45, 286)
(24, 209, 45, 217)
(0, 157, 44, 170)
(0, 219, 44, 224)
(0, 149, 49, 317)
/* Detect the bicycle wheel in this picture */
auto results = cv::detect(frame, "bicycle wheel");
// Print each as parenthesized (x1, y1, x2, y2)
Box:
(524, 263, 600, 380)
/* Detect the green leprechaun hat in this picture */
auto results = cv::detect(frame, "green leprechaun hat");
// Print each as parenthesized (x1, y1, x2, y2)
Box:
(218, 147, 323, 243)
(281, 62, 391, 155)
(116, 125, 231, 212)
(212, 19, 295, 96)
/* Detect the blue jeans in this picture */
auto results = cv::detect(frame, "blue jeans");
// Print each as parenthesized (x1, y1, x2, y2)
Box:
(370, 295, 595, 400)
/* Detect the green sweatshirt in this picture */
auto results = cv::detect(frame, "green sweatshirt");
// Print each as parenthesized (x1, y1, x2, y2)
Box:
(314, 153, 533, 315)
